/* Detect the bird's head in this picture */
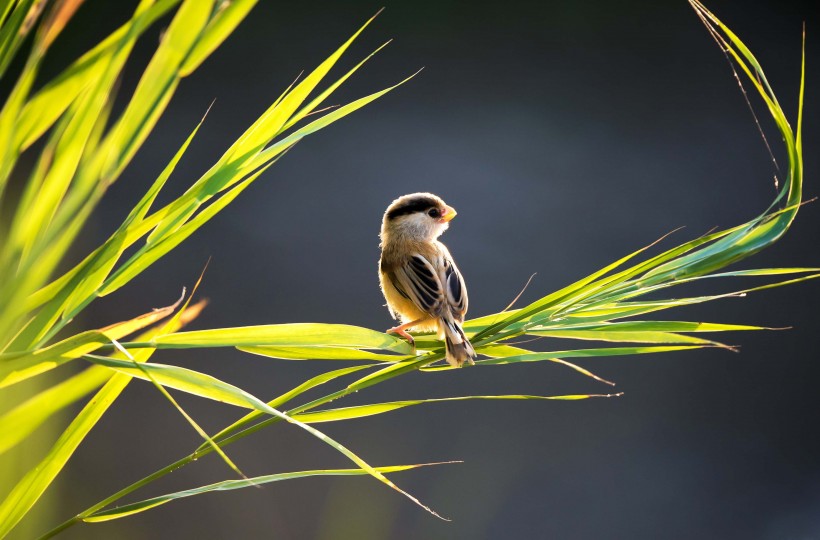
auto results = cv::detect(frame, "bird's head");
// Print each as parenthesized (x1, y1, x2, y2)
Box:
(381, 192, 457, 243)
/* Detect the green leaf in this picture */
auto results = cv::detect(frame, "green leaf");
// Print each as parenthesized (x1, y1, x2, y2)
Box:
(0, 295, 193, 538)
(0, 0, 157, 347)
(347, 354, 443, 391)
(0, 0, 40, 79)
(468, 228, 693, 342)
(526, 329, 724, 346)
(142, 12, 385, 246)
(239, 345, 411, 361)
(294, 394, 623, 424)
(13, 1, 180, 150)
(0, 366, 111, 456)
(559, 273, 820, 323)
(474, 344, 534, 357)
(0, 294, 182, 388)
(474, 345, 707, 366)
(247, 69, 422, 171)
(84, 463, 451, 522)
(279, 38, 393, 133)
(205, 364, 376, 451)
(225, 10, 381, 162)
(178, 0, 258, 77)
(86, 356, 448, 519)
(25, 18, 406, 329)
(532, 320, 770, 333)
(471, 344, 614, 385)
(59, 109, 209, 319)
(98, 0, 211, 180)
(145, 323, 413, 354)
(99, 162, 274, 296)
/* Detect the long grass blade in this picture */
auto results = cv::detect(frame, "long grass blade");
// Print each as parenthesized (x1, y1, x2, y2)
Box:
(0, 301, 206, 456)
(84, 463, 451, 522)
(86, 356, 449, 519)
(0, 294, 199, 538)
(294, 394, 623, 424)
(135, 323, 413, 354)
(239, 345, 412, 361)
(13, 0, 180, 150)
(204, 364, 376, 451)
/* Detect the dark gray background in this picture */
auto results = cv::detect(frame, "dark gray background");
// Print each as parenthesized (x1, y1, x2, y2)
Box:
(18, 0, 820, 538)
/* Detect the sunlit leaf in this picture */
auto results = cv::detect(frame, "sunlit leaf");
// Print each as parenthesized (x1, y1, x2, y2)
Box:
(85, 462, 452, 522)
(86, 355, 448, 518)
(294, 394, 623, 424)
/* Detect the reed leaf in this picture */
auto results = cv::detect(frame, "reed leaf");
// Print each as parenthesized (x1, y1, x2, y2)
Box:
(84, 463, 451, 522)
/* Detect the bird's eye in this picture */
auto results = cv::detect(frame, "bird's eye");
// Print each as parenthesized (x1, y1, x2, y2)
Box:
(428, 208, 440, 218)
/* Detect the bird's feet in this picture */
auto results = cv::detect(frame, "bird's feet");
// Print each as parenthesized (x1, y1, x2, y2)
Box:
(387, 324, 417, 355)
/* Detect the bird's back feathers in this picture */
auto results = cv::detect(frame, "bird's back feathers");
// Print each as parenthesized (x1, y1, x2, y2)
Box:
(379, 241, 475, 366)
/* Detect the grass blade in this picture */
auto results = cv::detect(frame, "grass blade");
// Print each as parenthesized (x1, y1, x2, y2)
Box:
(142, 323, 413, 354)
(294, 394, 623, 424)
(473, 345, 708, 366)
(86, 356, 449, 519)
(204, 364, 376, 451)
(239, 345, 412, 361)
(0, 295, 201, 538)
(84, 463, 452, 522)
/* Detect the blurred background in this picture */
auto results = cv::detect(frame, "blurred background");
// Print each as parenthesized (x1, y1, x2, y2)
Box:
(14, 0, 820, 538)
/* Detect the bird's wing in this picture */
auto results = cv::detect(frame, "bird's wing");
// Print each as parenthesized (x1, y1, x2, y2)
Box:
(388, 254, 447, 318)
(441, 257, 468, 322)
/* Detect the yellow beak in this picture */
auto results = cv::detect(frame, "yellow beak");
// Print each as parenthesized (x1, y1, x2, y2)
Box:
(440, 205, 457, 222)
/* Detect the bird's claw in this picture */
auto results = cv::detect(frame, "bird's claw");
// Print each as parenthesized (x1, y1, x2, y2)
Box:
(387, 326, 417, 355)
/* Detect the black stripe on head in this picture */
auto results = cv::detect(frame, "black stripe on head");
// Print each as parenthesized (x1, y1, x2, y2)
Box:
(386, 195, 440, 220)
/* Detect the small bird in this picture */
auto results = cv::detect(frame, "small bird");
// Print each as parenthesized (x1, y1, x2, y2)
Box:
(379, 192, 476, 367)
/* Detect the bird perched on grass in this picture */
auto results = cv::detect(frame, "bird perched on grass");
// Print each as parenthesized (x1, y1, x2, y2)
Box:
(378, 193, 476, 367)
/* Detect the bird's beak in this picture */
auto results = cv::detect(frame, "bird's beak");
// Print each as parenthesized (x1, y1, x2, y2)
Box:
(439, 205, 457, 222)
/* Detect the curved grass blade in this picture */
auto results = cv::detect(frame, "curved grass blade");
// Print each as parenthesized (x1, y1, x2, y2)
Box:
(178, 0, 258, 77)
(0, 292, 200, 539)
(470, 343, 615, 385)
(278, 38, 393, 133)
(294, 394, 623, 424)
(58, 109, 211, 320)
(14, 0, 180, 150)
(0, 0, 154, 342)
(0, 0, 41, 80)
(136, 323, 413, 354)
(0, 292, 183, 388)
(97, 0, 212, 181)
(85, 356, 449, 520)
(24, 15, 407, 327)
(83, 463, 453, 523)
(248, 69, 418, 172)
(526, 329, 725, 347)
(532, 320, 771, 333)
(0, 301, 206, 456)
(202, 364, 377, 453)
(99, 161, 276, 296)
(468, 228, 692, 341)
(0, 366, 111, 456)
(223, 10, 382, 164)
(238, 345, 411, 361)
(560, 273, 820, 321)
(420, 345, 707, 373)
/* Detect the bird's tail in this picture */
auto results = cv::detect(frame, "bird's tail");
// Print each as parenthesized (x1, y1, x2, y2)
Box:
(440, 314, 476, 368)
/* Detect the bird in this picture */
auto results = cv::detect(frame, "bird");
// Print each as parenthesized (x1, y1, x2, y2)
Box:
(378, 192, 476, 367)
